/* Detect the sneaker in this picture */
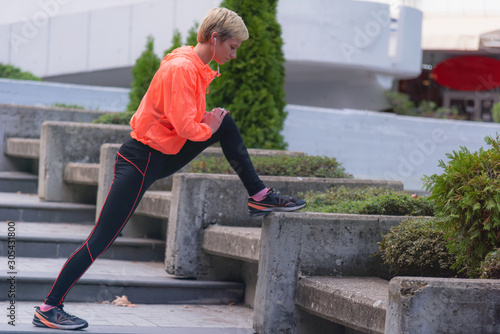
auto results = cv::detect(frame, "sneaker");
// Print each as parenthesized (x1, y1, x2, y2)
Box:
(248, 188, 306, 217)
(33, 305, 88, 330)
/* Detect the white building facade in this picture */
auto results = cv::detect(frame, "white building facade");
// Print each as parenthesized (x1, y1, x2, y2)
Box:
(0, 0, 423, 110)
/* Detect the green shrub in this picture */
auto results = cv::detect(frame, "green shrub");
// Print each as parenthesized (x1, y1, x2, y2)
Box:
(207, 0, 287, 149)
(378, 218, 457, 277)
(361, 193, 435, 216)
(0, 63, 41, 81)
(303, 187, 434, 216)
(479, 249, 500, 279)
(188, 155, 352, 178)
(163, 29, 183, 57)
(52, 103, 84, 110)
(385, 92, 466, 120)
(127, 35, 161, 113)
(384, 91, 415, 115)
(423, 135, 500, 277)
(92, 110, 135, 125)
(492, 100, 500, 123)
(185, 22, 199, 47)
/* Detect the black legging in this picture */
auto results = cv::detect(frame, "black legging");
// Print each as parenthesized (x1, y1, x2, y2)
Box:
(44, 115, 265, 306)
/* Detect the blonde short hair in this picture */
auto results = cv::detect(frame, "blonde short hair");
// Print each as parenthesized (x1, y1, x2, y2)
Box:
(197, 8, 249, 43)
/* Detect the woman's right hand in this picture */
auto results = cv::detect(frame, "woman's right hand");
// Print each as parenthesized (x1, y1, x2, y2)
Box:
(202, 107, 230, 134)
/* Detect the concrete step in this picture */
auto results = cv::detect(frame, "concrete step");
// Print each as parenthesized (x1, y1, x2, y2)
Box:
(64, 162, 99, 186)
(0, 257, 244, 305)
(136, 191, 171, 219)
(202, 225, 261, 263)
(0, 171, 38, 193)
(5, 137, 40, 159)
(0, 192, 95, 223)
(0, 222, 165, 261)
(295, 276, 389, 334)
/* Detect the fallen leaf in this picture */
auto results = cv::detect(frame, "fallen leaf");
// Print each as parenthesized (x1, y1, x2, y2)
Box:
(111, 295, 138, 307)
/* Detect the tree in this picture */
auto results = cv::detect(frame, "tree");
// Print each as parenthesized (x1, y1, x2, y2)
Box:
(206, 0, 287, 149)
(0, 63, 41, 81)
(164, 29, 183, 56)
(126, 35, 161, 112)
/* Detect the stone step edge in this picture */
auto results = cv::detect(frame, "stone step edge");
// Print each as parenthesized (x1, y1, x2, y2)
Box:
(0, 171, 38, 180)
(0, 323, 254, 334)
(295, 276, 389, 334)
(0, 271, 244, 289)
(0, 233, 164, 247)
(202, 225, 261, 263)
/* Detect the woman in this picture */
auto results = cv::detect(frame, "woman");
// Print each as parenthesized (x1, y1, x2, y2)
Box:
(33, 7, 305, 330)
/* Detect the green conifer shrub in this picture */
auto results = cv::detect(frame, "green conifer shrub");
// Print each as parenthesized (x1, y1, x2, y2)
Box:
(163, 29, 183, 56)
(423, 135, 500, 277)
(479, 249, 500, 279)
(127, 35, 161, 112)
(378, 218, 457, 277)
(0, 63, 41, 81)
(207, 0, 287, 149)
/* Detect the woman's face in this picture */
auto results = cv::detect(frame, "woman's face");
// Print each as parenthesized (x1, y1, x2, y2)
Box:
(214, 37, 242, 65)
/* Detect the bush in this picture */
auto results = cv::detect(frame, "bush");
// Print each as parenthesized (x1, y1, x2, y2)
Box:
(303, 187, 434, 216)
(361, 193, 435, 216)
(207, 0, 287, 149)
(378, 218, 457, 277)
(163, 29, 183, 57)
(492, 100, 500, 123)
(52, 103, 84, 110)
(423, 135, 500, 277)
(188, 155, 352, 179)
(384, 91, 415, 115)
(127, 35, 161, 113)
(384, 91, 466, 120)
(92, 110, 135, 125)
(479, 249, 500, 279)
(0, 63, 41, 81)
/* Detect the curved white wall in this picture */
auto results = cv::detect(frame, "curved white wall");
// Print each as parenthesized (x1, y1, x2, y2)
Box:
(0, 0, 422, 110)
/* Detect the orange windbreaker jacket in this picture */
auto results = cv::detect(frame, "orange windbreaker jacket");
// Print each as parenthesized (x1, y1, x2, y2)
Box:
(130, 45, 218, 154)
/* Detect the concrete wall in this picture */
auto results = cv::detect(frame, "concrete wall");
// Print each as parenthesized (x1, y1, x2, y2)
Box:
(283, 104, 500, 191)
(38, 121, 130, 202)
(253, 212, 405, 334)
(165, 173, 402, 279)
(5, 101, 500, 193)
(0, 78, 129, 111)
(0, 104, 107, 171)
(386, 276, 500, 334)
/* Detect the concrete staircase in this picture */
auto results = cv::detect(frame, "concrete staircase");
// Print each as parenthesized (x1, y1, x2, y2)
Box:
(0, 151, 244, 306)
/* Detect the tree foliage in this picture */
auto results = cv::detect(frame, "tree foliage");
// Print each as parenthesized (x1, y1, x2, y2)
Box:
(126, 35, 161, 112)
(207, 0, 287, 149)
(0, 63, 41, 81)
(423, 135, 500, 277)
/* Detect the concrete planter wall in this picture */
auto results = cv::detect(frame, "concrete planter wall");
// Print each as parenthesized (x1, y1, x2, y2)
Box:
(38, 121, 130, 202)
(0, 104, 107, 171)
(165, 173, 403, 280)
(386, 277, 500, 334)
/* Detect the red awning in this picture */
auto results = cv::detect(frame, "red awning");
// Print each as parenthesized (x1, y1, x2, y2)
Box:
(432, 56, 500, 91)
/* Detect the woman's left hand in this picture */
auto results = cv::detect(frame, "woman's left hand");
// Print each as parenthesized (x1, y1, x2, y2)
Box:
(202, 107, 230, 133)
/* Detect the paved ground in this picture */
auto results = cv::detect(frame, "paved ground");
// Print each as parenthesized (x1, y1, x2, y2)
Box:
(0, 302, 255, 333)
